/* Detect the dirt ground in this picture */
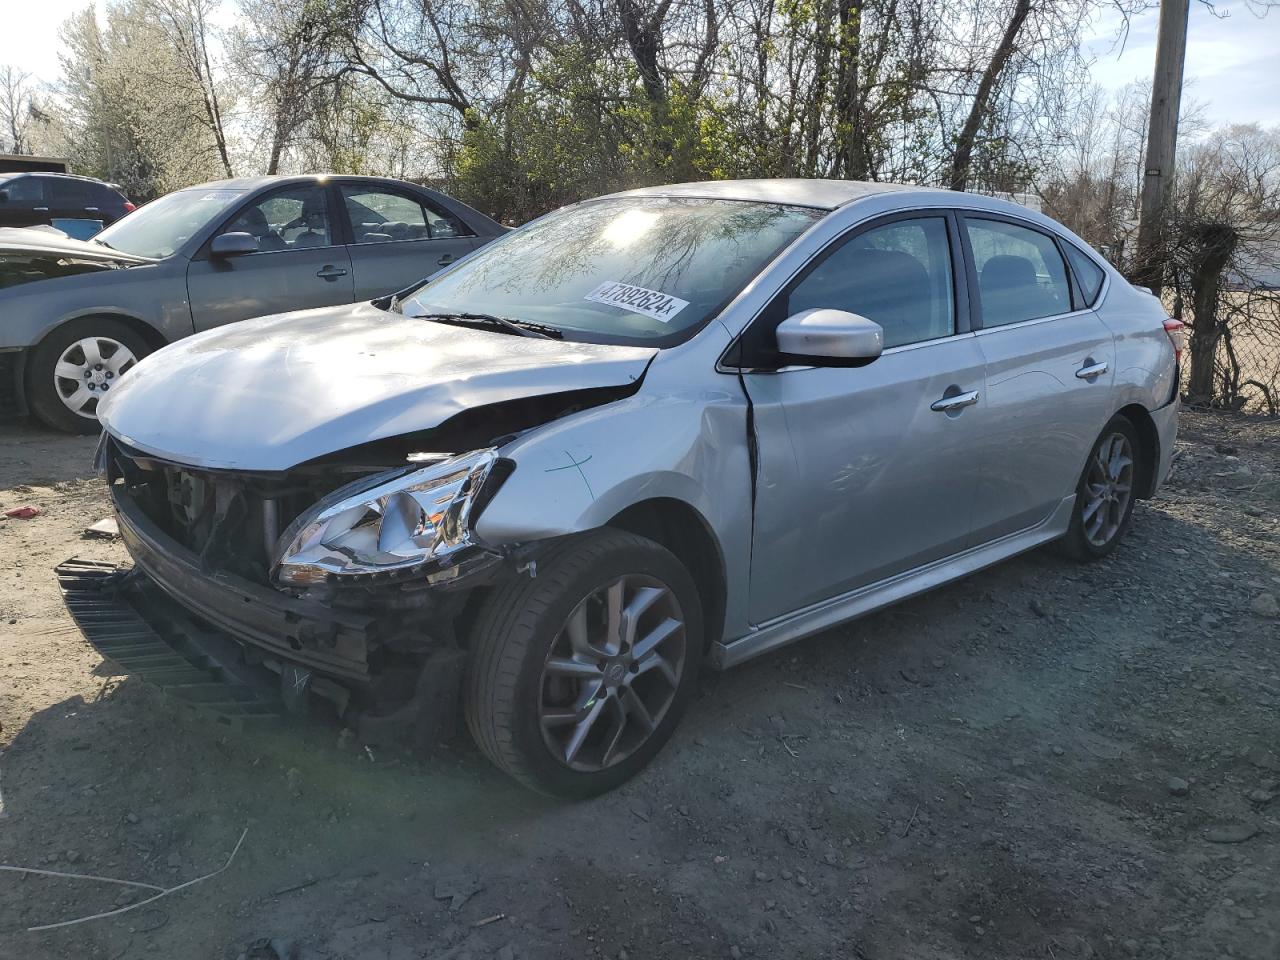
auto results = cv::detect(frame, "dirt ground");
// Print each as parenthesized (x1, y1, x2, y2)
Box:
(1, 409, 1278, 960)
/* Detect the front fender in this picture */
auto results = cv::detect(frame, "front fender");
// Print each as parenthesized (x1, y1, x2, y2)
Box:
(0, 263, 190, 350)
(476, 366, 754, 639)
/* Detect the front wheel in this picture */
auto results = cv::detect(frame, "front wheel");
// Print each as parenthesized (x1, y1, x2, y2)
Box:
(465, 529, 703, 798)
(1058, 415, 1142, 561)
(27, 318, 150, 434)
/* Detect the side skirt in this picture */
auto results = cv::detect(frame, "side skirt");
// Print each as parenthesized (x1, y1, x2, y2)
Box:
(709, 495, 1075, 670)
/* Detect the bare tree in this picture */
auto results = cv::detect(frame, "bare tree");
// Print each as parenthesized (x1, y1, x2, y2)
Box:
(0, 65, 37, 154)
(141, 0, 235, 176)
(232, 0, 357, 173)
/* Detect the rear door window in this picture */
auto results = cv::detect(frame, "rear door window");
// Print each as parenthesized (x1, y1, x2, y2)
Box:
(50, 178, 92, 207)
(341, 186, 471, 243)
(964, 218, 1072, 327)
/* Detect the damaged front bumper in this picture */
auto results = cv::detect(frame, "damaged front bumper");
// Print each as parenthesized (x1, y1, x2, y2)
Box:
(60, 482, 530, 745)
(111, 483, 377, 682)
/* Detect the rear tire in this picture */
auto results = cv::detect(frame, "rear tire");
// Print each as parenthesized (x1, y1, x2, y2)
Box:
(465, 529, 703, 798)
(1057, 415, 1142, 561)
(27, 318, 151, 434)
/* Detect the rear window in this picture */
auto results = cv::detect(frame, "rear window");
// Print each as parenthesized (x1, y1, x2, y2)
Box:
(1064, 243, 1106, 306)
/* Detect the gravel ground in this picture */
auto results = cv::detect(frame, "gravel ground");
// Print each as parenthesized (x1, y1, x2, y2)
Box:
(0, 409, 1277, 960)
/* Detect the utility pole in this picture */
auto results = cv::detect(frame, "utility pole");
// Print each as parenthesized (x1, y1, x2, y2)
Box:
(1133, 0, 1191, 296)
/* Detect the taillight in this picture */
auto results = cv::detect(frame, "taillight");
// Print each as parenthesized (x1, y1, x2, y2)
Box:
(123, 201, 136, 213)
(1163, 318, 1185, 363)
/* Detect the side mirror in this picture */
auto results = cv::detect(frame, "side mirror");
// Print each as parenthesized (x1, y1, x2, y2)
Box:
(775, 309, 884, 367)
(210, 231, 259, 257)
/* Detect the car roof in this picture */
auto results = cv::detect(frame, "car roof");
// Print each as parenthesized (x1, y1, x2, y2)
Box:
(605, 178, 932, 210)
(0, 171, 118, 186)
(183, 174, 430, 192)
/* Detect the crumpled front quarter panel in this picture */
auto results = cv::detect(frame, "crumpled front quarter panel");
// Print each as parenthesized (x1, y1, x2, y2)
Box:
(476, 327, 754, 640)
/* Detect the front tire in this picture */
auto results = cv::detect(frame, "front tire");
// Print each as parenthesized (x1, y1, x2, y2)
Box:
(1058, 415, 1142, 561)
(465, 529, 703, 798)
(27, 318, 150, 434)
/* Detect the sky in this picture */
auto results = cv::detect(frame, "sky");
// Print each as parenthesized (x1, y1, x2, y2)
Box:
(1, 0, 1278, 129)
(1083, 0, 1280, 128)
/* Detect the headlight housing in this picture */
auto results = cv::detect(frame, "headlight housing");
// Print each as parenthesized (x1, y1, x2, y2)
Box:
(273, 448, 506, 587)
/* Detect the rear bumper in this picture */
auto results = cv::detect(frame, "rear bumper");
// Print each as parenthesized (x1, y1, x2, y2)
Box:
(1150, 396, 1179, 494)
(111, 482, 375, 683)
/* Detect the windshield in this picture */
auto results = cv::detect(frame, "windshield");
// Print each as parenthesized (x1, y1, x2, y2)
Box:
(398, 197, 823, 344)
(93, 187, 247, 259)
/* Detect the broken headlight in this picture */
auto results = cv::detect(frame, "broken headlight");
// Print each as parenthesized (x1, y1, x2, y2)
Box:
(273, 448, 505, 587)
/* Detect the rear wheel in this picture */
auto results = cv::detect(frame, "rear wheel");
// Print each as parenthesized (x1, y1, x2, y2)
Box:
(465, 529, 702, 798)
(1058, 415, 1141, 561)
(27, 318, 150, 434)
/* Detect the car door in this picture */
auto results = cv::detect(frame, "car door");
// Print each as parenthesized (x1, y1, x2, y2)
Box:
(738, 212, 988, 625)
(960, 214, 1117, 544)
(0, 175, 47, 227)
(337, 183, 479, 300)
(185, 183, 354, 332)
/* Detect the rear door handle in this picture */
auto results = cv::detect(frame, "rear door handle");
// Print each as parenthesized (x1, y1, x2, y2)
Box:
(85, 206, 99, 212)
(931, 390, 980, 413)
(316, 265, 348, 281)
(437, 253, 455, 267)
(1075, 361, 1109, 380)
(33, 206, 48, 211)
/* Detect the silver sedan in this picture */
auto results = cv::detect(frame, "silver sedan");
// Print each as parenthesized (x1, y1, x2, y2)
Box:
(90, 179, 1181, 797)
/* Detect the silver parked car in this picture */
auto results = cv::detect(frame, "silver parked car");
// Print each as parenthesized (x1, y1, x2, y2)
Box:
(0, 175, 504, 432)
(81, 180, 1181, 797)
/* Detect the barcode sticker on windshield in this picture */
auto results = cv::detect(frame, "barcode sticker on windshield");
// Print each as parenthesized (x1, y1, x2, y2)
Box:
(584, 281, 689, 323)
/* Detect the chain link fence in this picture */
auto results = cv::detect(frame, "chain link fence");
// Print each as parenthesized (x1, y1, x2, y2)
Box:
(1179, 290, 1280, 417)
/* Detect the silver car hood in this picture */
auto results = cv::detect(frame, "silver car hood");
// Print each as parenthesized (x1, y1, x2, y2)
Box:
(99, 302, 657, 471)
(0, 226, 155, 265)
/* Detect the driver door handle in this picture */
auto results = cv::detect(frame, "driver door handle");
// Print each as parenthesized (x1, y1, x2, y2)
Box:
(437, 253, 456, 267)
(931, 390, 980, 413)
(316, 265, 348, 281)
(1075, 360, 1109, 380)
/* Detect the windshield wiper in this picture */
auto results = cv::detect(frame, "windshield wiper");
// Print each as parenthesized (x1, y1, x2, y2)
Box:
(418, 312, 563, 340)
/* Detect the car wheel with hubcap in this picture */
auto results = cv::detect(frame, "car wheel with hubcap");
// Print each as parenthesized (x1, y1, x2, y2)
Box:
(1058, 414, 1142, 560)
(466, 528, 702, 797)
(27, 318, 150, 434)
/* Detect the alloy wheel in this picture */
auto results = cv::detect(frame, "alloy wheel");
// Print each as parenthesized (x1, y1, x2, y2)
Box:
(1082, 431, 1134, 547)
(538, 575, 687, 772)
(53, 336, 138, 419)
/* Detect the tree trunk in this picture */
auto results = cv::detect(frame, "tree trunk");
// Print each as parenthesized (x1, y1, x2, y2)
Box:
(834, 0, 867, 180)
(266, 109, 288, 175)
(948, 0, 1031, 192)
(1185, 222, 1238, 404)
(616, 0, 667, 106)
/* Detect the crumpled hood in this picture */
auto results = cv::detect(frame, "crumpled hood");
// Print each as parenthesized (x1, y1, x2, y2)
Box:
(99, 302, 656, 471)
(0, 226, 154, 265)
